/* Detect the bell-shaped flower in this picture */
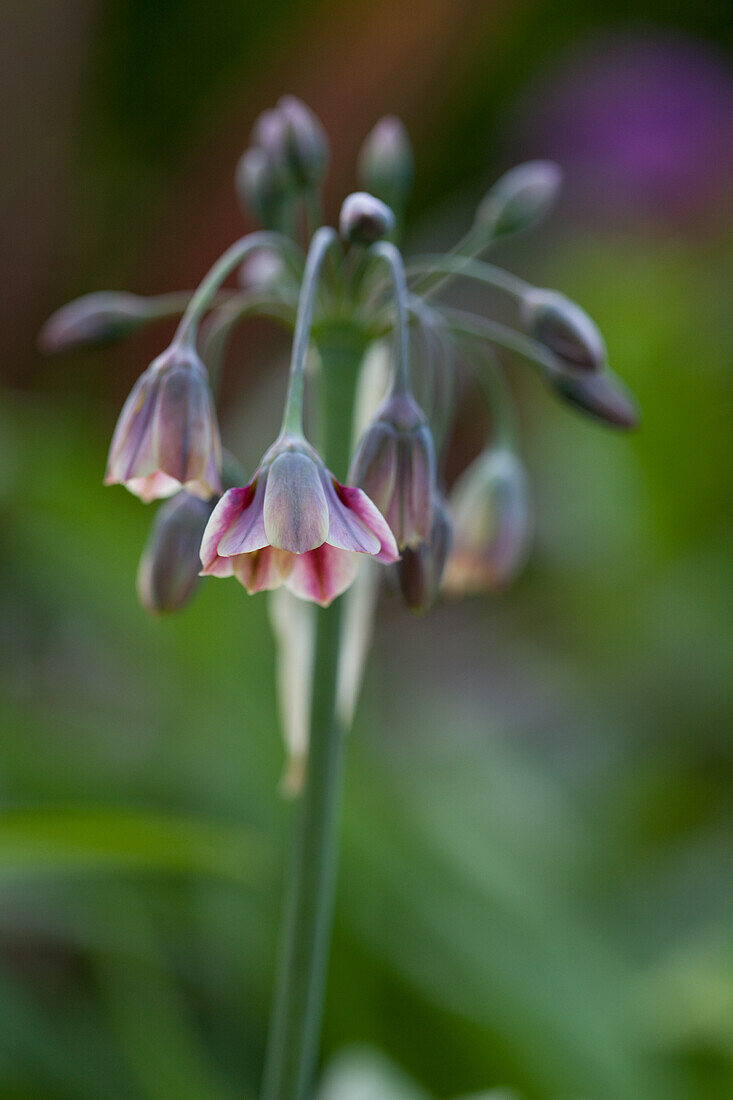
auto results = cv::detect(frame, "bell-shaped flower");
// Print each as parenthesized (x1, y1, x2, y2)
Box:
(200, 435, 398, 607)
(443, 449, 531, 594)
(105, 344, 221, 503)
(348, 391, 436, 550)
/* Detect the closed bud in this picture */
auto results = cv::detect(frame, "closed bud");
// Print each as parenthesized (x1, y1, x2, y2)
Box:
(349, 391, 436, 549)
(444, 449, 531, 594)
(339, 192, 395, 246)
(136, 492, 214, 614)
(397, 493, 453, 612)
(357, 116, 414, 210)
(277, 96, 329, 188)
(235, 147, 282, 226)
(38, 292, 150, 353)
(521, 288, 605, 372)
(551, 368, 639, 430)
(475, 160, 562, 238)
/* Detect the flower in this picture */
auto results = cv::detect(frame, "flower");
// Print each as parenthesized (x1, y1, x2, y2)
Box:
(339, 192, 395, 246)
(136, 491, 214, 614)
(396, 493, 453, 611)
(475, 160, 562, 238)
(349, 391, 436, 549)
(200, 435, 398, 607)
(105, 344, 221, 503)
(357, 116, 414, 210)
(521, 288, 606, 372)
(443, 449, 531, 594)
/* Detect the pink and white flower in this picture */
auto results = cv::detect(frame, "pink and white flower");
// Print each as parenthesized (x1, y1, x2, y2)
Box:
(105, 345, 221, 503)
(200, 435, 399, 606)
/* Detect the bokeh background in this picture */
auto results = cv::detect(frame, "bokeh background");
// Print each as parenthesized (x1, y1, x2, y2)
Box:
(1, 1, 732, 1098)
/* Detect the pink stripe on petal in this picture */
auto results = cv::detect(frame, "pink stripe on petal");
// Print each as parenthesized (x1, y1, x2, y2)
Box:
(333, 482, 399, 563)
(321, 474, 380, 555)
(217, 478, 268, 555)
(285, 544, 360, 606)
(200, 484, 256, 572)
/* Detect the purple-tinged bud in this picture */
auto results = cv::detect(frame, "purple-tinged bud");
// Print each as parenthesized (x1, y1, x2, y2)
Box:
(349, 391, 436, 549)
(235, 146, 282, 226)
(357, 116, 414, 210)
(136, 491, 214, 615)
(38, 292, 150, 353)
(339, 192, 395, 246)
(475, 161, 562, 238)
(522, 288, 605, 372)
(277, 96, 329, 188)
(105, 344, 221, 503)
(551, 368, 639, 430)
(397, 493, 453, 612)
(444, 449, 531, 594)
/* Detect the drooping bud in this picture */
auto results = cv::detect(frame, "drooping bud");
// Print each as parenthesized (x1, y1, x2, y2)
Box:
(443, 449, 531, 594)
(357, 116, 414, 211)
(475, 161, 562, 238)
(521, 288, 605, 372)
(349, 391, 436, 549)
(136, 491, 214, 614)
(339, 192, 395, 246)
(235, 146, 282, 227)
(551, 368, 639, 429)
(277, 96, 329, 189)
(396, 493, 453, 612)
(38, 292, 150, 353)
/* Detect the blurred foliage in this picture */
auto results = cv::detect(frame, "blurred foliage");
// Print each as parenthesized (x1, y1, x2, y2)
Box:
(2, 0, 732, 1098)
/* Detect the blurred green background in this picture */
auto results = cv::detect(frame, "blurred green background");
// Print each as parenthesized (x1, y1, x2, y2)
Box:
(1, 1, 732, 1098)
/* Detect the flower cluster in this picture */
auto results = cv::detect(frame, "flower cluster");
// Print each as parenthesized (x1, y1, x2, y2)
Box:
(42, 97, 638, 747)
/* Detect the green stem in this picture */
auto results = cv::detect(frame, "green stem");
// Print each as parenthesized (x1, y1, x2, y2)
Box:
(280, 228, 337, 438)
(368, 242, 410, 395)
(436, 306, 560, 376)
(261, 330, 366, 1100)
(173, 231, 301, 348)
(405, 253, 531, 301)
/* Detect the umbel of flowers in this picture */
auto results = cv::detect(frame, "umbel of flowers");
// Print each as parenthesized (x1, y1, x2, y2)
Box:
(41, 96, 638, 1100)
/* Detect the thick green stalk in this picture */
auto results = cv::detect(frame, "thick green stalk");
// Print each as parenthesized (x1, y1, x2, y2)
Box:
(261, 328, 366, 1100)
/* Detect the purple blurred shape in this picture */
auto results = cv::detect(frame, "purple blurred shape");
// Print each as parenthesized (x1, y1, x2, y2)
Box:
(517, 32, 733, 222)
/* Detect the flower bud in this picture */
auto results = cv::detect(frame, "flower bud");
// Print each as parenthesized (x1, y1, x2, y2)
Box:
(357, 116, 414, 210)
(444, 449, 531, 594)
(551, 368, 639, 429)
(521, 288, 605, 372)
(136, 492, 214, 614)
(38, 292, 150, 353)
(277, 96, 329, 189)
(235, 146, 282, 226)
(396, 493, 453, 612)
(349, 391, 436, 549)
(339, 192, 395, 246)
(475, 160, 562, 238)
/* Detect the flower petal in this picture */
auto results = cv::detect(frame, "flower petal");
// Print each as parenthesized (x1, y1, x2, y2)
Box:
(105, 369, 158, 484)
(233, 547, 291, 594)
(263, 452, 329, 554)
(217, 478, 268, 556)
(320, 473, 381, 555)
(200, 483, 257, 574)
(126, 471, 181, 503)
(285, 544, 361, 607)
(331, 482, 399, 563)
